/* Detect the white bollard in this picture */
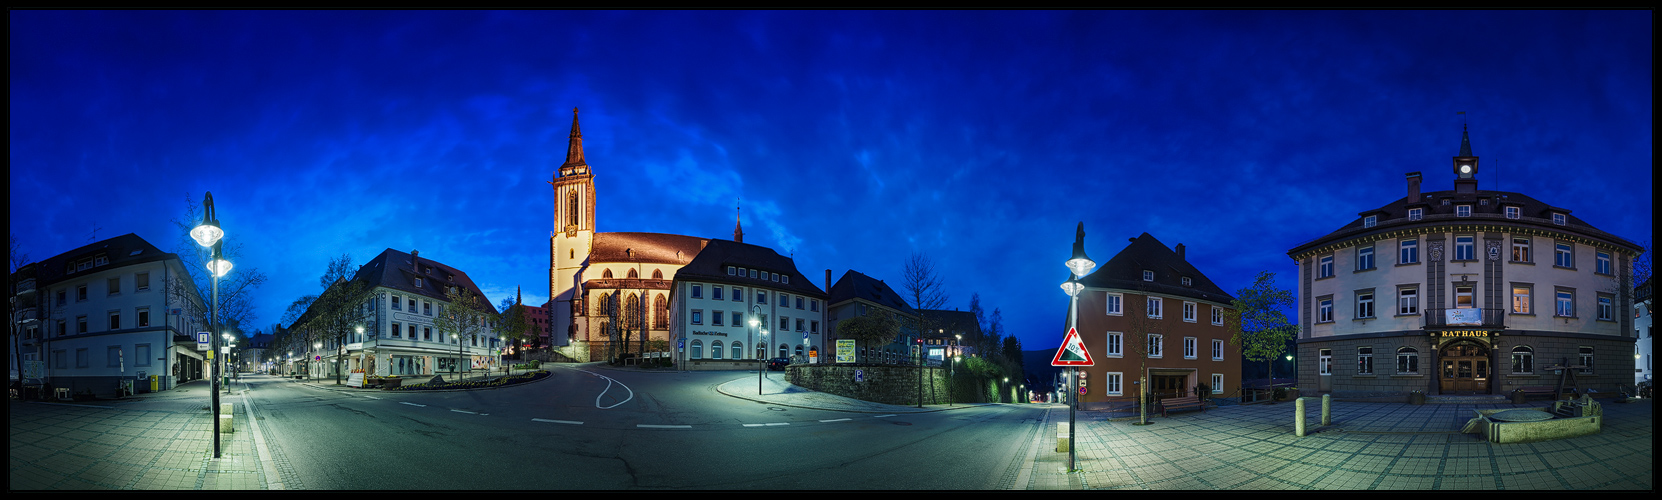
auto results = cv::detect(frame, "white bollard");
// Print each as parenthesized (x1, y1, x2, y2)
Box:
(1294, 397, 1306, 437)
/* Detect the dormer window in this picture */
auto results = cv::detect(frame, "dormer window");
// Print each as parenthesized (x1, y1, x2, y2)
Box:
(415, 278, 423, 288)
(727, 266, 736, 276)
(1363, 215, 1377, 228)
(1552, 213, 1566, 225)
(1142, 270, 1154, 282)
(1182, 277, 1192, 286)
(1505, 206, 1520, 219)
(1456, 205, 1471, 217)
(1480, 198, 1489, 205)
(1408, 208, 1423, 221)
(1442, 199, 1450, 206)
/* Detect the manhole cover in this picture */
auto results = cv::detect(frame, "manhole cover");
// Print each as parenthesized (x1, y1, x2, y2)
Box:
(1489, 409, 1554, 422)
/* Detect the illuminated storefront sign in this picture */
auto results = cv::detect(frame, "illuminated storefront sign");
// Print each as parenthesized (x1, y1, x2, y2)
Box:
(1429, 329, 1496, 338)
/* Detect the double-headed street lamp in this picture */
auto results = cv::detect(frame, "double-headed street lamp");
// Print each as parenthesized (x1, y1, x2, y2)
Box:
(191, 192, 232, 458)
(1059, 222, 1096, 473)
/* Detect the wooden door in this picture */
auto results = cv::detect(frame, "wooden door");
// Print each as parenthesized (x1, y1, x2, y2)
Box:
(1439, 342, 1490, 394)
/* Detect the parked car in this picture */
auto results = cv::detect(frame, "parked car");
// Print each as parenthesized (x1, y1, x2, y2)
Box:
(767, 357, 791, 371)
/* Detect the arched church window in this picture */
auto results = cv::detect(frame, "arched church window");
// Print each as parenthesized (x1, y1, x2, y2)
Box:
(603, 269, 613, 279)
(653, 269, 663, 280)
(628, 268, 639, 279)
(655, 295, 669, 329)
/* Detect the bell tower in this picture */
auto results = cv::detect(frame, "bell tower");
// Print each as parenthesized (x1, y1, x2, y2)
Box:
(1453, 124, 1479, 194)
(551, 107, 596, 346)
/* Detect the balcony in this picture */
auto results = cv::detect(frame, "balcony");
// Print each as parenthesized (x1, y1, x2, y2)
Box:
(1423, 308, 1505, 329)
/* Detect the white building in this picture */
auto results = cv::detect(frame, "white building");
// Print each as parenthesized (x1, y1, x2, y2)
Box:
(1288, 128, 1646, 398)
(288, 248, 500, 381)
(669, 238, 828, 368)
(1636, 277, 1652, 388)
(15, 234, 209, 397)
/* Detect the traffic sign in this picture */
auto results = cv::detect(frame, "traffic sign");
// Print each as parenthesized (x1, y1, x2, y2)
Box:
(197, 332, 210, 352)
(1050, 327, 1094, 367)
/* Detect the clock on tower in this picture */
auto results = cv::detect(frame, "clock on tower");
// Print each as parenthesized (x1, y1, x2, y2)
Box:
(1453, 124, 1478, 180)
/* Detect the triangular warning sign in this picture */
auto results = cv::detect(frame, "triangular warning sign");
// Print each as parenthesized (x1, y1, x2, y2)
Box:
(1051, 327, 1094, 367)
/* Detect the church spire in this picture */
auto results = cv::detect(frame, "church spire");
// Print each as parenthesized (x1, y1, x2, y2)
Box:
(558, 107, 589, 176)
(734, 198, 745, 243)
(1458, 123, 1473, 157)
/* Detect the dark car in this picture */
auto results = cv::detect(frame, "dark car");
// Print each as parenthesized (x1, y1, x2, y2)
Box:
(767, 357, 791, 371)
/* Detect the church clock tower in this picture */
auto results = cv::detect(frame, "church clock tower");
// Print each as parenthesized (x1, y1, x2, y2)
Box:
(551, 107, 596, 346)
(1453, 124, 1480, 194)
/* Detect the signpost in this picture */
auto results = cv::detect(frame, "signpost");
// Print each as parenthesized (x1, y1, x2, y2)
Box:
(1052, 326, 1093, 473)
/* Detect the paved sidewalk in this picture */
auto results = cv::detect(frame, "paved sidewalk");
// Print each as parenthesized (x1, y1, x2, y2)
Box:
(707, 368, 1652, 490)
(9, 377, 280, 490)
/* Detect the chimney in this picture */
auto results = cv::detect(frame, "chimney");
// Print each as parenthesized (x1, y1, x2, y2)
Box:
(1406, 172, 1422, 203)
(1176, 243, 1186, 261)
(825, 269, 832, 294)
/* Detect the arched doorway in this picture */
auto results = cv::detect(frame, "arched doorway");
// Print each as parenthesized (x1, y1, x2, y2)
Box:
(1438, 340, 1490, 394)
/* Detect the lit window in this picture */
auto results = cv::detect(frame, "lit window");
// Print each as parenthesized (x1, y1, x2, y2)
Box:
(1512, 237, 1531, 262)
(1511, 286, 1531, 314)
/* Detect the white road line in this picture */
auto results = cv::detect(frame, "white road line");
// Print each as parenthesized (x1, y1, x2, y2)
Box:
(874, 414, 897, 418)
(451, 409, 477, 414)
(743, 423, 765, 427)
(637, 424, 692, 429)
(574, 368, 635, 409)
(363, 396, 380, 400)
(819, 418, 852, 422)
(532, 418, 584, 425)
(765, 422, 789, 426)
(401, 402, 426, 407)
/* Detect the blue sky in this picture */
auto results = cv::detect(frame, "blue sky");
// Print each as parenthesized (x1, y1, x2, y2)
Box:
(10, 11, 1652, 354)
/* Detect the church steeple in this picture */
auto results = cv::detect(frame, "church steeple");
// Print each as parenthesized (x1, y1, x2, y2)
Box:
(734, 199, 745, 243)
(558, 107, 589, 177)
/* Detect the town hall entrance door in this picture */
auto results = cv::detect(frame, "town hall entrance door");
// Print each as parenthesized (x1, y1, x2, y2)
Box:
(1439, 340, 1490, 394)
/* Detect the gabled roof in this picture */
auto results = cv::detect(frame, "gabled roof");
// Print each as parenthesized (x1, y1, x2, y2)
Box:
(672, 239, 827, 298)
(34, 233, 183, 287)
(590, 232, 708, 265)
(1080, 232, 1236, 305)
(349, 248, 489, 304)
(828, 270, 916, 315)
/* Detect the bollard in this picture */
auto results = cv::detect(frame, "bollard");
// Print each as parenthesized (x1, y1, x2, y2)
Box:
(1294, 397, 1306, 437)
(1321, 394, 1331, 426)
(1056, 422, 1070, 453)
(219, 403, 234, 433)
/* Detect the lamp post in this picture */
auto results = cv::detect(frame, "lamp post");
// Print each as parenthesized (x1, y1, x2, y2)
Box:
(191, 192, 231, 458)
(1060, 222, 1096, 473)
(750, 305, 764, 395)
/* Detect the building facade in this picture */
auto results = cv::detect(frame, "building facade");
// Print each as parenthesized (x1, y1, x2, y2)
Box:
(1068, 232, 1241, 408)
(1636, 277, 1652, 388)
(548, 108, 712, 362)
(14, 234, 209, 397)
(827, 270, 920, 365)
(1288, 129, 1645, 398)
(288, 248, 501, 381)
(669, 239, 828, 368)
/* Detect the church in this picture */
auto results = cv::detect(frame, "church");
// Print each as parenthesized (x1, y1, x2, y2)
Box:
(548, 108, 714, 362)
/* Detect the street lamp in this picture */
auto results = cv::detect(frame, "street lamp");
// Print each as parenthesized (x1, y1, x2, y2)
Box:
(750, 306, 764, 395)
(1059, 222, 1096, 473)
(191, 192, 230, 459)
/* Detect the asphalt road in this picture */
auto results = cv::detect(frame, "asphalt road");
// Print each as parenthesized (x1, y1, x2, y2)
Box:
(244, 366, 1044, 489)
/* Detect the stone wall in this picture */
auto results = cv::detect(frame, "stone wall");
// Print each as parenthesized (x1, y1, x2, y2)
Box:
(786, 364, 950, 406)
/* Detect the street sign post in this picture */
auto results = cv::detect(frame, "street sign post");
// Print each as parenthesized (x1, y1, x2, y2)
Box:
(1050, 327, 1094, 367)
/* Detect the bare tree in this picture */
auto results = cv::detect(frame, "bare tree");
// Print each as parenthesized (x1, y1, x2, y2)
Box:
(437, 287, 494, 379)
(11, 234, 32, 388)
(902, 252, 950, 363)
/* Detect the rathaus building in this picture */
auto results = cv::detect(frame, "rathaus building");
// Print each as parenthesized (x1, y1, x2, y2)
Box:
(1287, 128, 1645, 399)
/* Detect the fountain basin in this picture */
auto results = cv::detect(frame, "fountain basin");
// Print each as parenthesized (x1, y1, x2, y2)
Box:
(1462, 400, 1602, 444)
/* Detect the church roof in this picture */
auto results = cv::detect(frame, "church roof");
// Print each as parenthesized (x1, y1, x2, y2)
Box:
(1079, 232, 1237, 306)
(590, 232, 709, 265)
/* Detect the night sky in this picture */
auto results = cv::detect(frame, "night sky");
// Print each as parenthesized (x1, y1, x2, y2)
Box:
(10, 11, 1653, 355)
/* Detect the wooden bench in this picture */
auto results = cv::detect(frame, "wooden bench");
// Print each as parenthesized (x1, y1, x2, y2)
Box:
(1158, 396, 1206, 417)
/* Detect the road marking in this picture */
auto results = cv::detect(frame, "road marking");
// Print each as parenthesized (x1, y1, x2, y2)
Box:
(637, 424, 692, 429)
(765, 422, 788, 426)
(574, 368, 635, 409)
(401, 402, 426, 407)
(819, 418, 852, 423)
(743, 423, 765, 427)
(532, 418, 583, 425)
(363, 396, 380, 400)
(874, 414, 897, 418)
(451, 409, 477, 414)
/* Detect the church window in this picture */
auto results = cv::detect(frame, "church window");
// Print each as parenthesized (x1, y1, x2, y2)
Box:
(653, 269, 663, 280)
(628, 268, 638, 279)
(603, 269, 613, 279)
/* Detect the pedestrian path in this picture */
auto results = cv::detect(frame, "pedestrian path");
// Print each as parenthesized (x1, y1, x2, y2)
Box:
(8, 378, 278, 490)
